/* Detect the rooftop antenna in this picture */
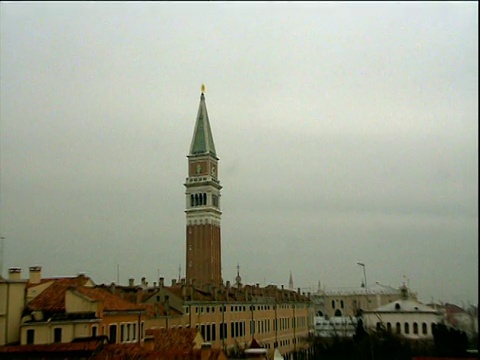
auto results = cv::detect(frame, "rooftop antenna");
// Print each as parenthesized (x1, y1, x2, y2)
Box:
(178, 264, 181, 281)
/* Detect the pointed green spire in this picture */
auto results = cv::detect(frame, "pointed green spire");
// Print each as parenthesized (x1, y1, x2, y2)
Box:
(189, 91, 217, 156)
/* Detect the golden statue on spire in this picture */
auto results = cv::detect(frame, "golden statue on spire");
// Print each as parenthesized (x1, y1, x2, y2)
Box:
(201, 84, 206, 94)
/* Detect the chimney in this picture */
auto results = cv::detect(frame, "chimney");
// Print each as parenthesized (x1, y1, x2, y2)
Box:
(297, 287, 301, 294)
(136, 288, 143, 304)
(201, 342, 212, 360)
(141, 277, 147, 288)
(159, 277, 164, 287)
(8, 267, 22, 280)
(29, 266, 42, 284)
(153, 282, 157, 287)
(226, 281, 231, 302)
(181, 277, 186, 285)
(110, 282, 116, 294)
(129, 278, 134, 287)
(281, 285, 284, 290)
(171, 279, 176, 286)
(256, 283, 260, 288)
(143, 335, 155, 351)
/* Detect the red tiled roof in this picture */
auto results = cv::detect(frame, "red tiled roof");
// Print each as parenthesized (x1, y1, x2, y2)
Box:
(27, 275, 92, 312)
(90, 343, 152, 360)
(146, 327, 200, 353)
(90, 342, 226, 360)
(95, 284, 156, 303)
(26, 274, 93, 288)
(0, 339, 104, 354)
(74, 286, 145, 312)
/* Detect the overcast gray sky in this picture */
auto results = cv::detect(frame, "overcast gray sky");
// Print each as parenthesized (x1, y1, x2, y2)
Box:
(1, 1, 478, 306)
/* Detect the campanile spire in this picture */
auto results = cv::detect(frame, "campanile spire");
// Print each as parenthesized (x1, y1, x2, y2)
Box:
(185, 87, 222, 285)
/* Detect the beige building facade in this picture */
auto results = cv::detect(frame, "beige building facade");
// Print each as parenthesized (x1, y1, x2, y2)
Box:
(108, 279, 313, 359)
(0, 269, 28, 345)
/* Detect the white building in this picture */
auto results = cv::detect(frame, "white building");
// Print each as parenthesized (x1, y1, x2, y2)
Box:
(362, 285, 443, 340)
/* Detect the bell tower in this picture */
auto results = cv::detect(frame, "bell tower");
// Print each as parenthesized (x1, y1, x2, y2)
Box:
(185, 86, 222, 285)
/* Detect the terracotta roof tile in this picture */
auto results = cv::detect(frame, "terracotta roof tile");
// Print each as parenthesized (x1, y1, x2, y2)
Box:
(26, 274, 93, 288)
(146, 327, 199, 354)
(27, 276, 92, 312)
(74, 287, 145, 312)
(0, 338, 105, 354)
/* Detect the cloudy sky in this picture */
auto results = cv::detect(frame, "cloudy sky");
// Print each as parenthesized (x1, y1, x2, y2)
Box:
(1, 2, 478, 305)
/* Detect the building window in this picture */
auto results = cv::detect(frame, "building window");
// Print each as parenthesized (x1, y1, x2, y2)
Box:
(332, 300, 335, 309)
(422, 322, 428, 334)
(387, 322, 392, 332)
(120, 324, 125, 342)
(220, 323, 227, 339)
(54, 328, 62, 343)
(413, 322, 418, 335)
(133, 323, 137, 341)
(92, 326, 98, 337)
(404, 323, 410, 334)
(26, 329, 35, 344)
(127, 324, 131, 341)
(340, 300, 344, 309)
(109, 324, 118, 343)
(334, 309, 342, 317)
(206, 324, 211, 341)
(212, 324, 216, 341)
(396, 322, 401, 334)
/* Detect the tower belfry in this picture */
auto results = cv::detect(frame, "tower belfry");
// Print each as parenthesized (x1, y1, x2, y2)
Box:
(185, 87, 222, 285)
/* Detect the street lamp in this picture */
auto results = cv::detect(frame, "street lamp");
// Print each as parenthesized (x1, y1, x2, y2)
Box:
(357, 262, 367, 289)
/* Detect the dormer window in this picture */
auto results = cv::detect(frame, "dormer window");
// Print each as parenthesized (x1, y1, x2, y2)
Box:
(395, 303, 401, 310)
